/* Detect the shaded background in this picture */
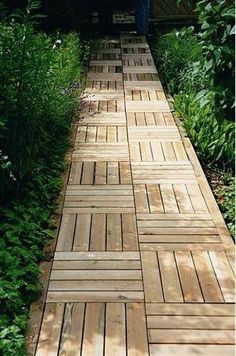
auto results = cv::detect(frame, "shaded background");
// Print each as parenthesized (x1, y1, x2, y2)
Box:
(4, 0, 196, 31)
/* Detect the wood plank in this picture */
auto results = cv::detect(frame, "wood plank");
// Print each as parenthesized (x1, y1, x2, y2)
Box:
(90, 60, 122, 66)
(148, 329, 235, 344)
(47, 291, 144, 303)
(146, 303, 235, 316)
(147, 315, 235, 330)
(73, 214, 91, 251)
(59, 303, 85, 356)
(53, 260, 141, 270)
(141, 251, 164, 302)
(186, 183, 209, 213)
(54, 251, 140, 260)
(139, 235, 220, 243)
(122, 213, 139, 251)
(134, 184, 149, 213)
(137, 213, 212, 221)
(90, 214, 106, 251)
(56, 214, 76, 252)
(173, 184, 194, 213)
(49, 280, 143, 291)
(105, 303, 126, 356)
(53, 259, 141, 270)
(126, 100, 170, 112)
(175, 251, 203, 302)
(140, 243, 226, 251)
(158, 251, 183, 302)
(36, 303, 65, 356)
(95, 161, 106, 184)
(126, 303, 149, 356)
(123, 66, 157, 73)
(51, 270, 142, 280)
(81, 303, 105, 356)
(149, 344, 235, 356)
(210, 251, 235, 302)
(147, 184, 164, 213)
(160, 184, 179, 213)
(124, 81, 162, 90)
(192, 251, 224, 302)
(107, 213, 122, 250)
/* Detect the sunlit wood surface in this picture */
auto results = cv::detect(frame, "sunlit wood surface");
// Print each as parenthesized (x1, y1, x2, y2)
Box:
(35, 35, 235, 356)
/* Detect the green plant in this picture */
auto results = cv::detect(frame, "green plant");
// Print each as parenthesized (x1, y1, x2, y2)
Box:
(0, 0, 84, 198)
(218, 177, 235, 236)
(0, 1, 88, 353)
(154, 27, 202, 93)
(196, 0, 234, 119)
(174, 92, 235, 169)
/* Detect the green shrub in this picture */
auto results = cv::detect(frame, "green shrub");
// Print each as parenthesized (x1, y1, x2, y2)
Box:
(196, 0, 234, 119)
(0, 21, 82, 195)
(0, 1, 88, 354)
(218, 177, 235, 237)
(174, 92, 235, 169)
(153, 27, 202, 93)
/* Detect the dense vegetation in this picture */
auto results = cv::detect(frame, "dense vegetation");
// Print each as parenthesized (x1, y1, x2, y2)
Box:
(154, 0, 235, 235)
(0, 1, 88, 354)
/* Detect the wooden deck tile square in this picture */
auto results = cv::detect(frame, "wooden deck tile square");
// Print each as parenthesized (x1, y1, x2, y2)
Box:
(131, 162, 197, 184)
(36, 302, 149, 356)
(69, 161, 131, 185)
(147, 303, 235, 349)
(47, 251, 143, 302)
(142, 251, 234, 303)
(56, 213, 138, 251)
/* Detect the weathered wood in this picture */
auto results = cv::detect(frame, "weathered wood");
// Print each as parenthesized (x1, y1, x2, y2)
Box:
(36, 35, 235, 356)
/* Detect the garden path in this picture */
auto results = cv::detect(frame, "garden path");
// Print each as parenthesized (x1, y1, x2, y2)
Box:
(35, 34, 235, 356)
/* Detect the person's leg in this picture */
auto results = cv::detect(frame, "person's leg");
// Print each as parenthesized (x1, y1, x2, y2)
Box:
(135, 0, 145, 34)
(144, 0, 150, 34)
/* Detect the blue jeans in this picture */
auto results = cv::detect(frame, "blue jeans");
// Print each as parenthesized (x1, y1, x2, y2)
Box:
(135, 0, 150, 35)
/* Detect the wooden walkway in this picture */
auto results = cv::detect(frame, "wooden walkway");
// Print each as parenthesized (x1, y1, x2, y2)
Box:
(36, 35, 235, 356)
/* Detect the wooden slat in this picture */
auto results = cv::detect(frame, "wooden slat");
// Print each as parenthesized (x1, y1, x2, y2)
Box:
(148, 329, 235, 344)
(175, 251, 203, 302)
(36, 303, 65, 355)
(81, 303, 105, 356)
(47, 291, 144, 303)
(141, 251, 164, 302)
(126, 100, 170, 112)
(59, 303, 85, 355)
(149, 344, 235, 356)
(127, 303, 149, 356)
(105, 303, 126, 356)
(49, 280, 143, 291)
(158, 251, 183, 302)
(146, 303, 235, 316)
(54, 251, 140, 260)
(50, 270, 142, 280)
(210, 251, 235, 302)
(147, 315, 235, 329)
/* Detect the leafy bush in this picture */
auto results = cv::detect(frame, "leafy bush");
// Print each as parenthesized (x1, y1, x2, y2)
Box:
(174, 92, 235, 169)
(153, 27, 202, 93)
(154, 1, 235, 171)
(0, 22, 82, 196)
(218, 176, 235, 236)
(0, 1, 88, 354)
(196, 0, 234, 119)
